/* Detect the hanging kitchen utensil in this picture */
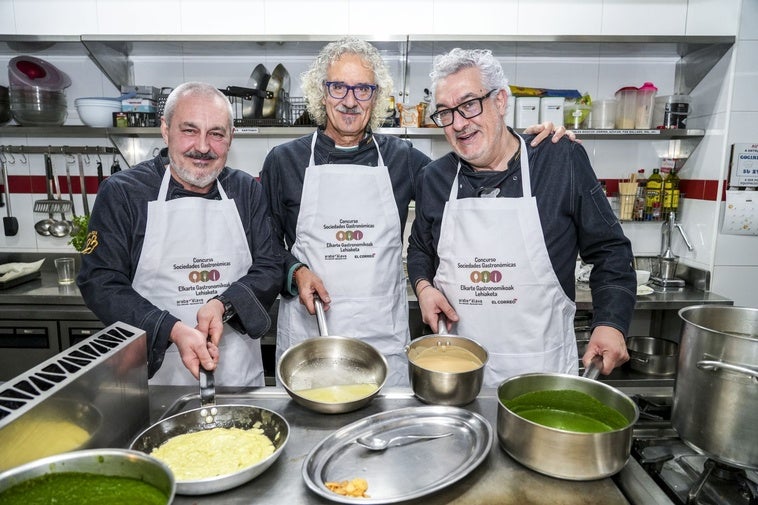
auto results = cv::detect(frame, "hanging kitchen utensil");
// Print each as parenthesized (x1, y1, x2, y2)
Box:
(34, 155, 59, 236)
(110, 157, 121, 175)
(77, 154, 90, 216)
(33, 154, 71, 214)
(64, 159, 80, 235)
(49, 164, 72, 238)
(96, 159, 104, 188)
(1, 158, 19, 236)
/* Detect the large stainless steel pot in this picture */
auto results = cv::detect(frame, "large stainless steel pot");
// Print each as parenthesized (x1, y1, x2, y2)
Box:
(496, 368, 638, 480)
(673, 305, 758, 469)
(130, 404, 289, 495)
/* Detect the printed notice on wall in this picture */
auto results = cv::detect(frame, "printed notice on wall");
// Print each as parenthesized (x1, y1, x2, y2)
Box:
(722, 190, 758, 236)
(729, 143, 758, 188)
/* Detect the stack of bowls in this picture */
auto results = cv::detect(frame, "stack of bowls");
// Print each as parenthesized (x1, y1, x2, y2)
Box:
(8, 55, 71, 126)
(75, 97, 122, 127)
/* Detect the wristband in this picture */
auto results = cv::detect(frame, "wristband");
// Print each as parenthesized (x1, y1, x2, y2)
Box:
(213, 295, 235, 323)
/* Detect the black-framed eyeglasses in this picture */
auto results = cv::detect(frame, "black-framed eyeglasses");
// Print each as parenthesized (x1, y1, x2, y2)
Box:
(430, 89, 497, 127)
(324, 81, 378, 101)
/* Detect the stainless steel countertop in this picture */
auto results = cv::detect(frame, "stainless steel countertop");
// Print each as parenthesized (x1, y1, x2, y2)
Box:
(0, 269, 734, 312)
(144, 386, 667, 505)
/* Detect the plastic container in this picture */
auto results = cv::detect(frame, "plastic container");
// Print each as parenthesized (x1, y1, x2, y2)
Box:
(589, 99, 616, 129)
(539, 97, 564, 126)
(614, 86, 638, 129)
(563, 100, 592, 129)
(634, 82, 658, 129)
(662, 94, 691, 129)
(515, 97, 540, 128)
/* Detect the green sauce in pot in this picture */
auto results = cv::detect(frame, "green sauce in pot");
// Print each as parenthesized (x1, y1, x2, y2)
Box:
(502, 389, 629, 433)
(0, 472, 168, 505)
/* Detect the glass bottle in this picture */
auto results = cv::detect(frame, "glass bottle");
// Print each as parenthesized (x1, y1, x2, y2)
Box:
(645, 168, 663, 219)
(663, 170, 680, 213)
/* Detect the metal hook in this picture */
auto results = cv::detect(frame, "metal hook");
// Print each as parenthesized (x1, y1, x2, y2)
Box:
(0, 147, 6, 164)
(152, 147, 161, 157)
(18, 152, 27, 164)
(83, 153, 90, 164)
(5, 151, 15, 164)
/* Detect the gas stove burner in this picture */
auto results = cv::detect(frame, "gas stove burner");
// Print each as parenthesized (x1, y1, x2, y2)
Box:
(630, 394, 672, 422)
(687, 459, 758, 505)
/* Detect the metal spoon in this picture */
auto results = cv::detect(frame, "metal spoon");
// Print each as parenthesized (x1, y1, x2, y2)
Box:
(355, 432, 453, 451)
(49, 172, 71, 237)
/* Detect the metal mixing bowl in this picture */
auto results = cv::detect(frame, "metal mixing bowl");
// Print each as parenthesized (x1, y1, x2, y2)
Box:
(0, 448, 175, 503)
(277, 336, 387, 414)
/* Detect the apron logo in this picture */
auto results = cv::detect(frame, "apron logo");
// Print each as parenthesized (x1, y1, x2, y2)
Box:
(469, 270, 503, 283)
(335, 230, 364, 241)
(188, 269, 221, 283)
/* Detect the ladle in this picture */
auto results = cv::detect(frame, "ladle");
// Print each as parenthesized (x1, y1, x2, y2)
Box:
(49, 169, 72, 237)
(33, 173, 56, 236)
(355, 432, 452, 451)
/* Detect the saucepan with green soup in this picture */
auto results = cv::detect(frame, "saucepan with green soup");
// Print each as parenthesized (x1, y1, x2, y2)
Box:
(496, 357, 638, 480)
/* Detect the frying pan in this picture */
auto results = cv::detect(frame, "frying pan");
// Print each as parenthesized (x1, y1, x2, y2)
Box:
(129, 404, 289, 495)
(276, 298, 388, 414)
(244, 64, 270, 119)
(496, 357, 639, 480)
(262, 63, 290, 119)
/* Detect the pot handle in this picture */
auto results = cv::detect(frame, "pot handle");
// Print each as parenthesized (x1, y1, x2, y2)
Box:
(582, 355, 604, 380)
(697, 359, 758, 383)
(314, 295, 329, 337)
(437, 316, 449, 336)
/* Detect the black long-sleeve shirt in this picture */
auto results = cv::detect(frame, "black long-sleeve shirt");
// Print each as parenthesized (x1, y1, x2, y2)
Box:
(407, 132, 637, 336)
(259, 128, 430, 295)
(76, 149, 282, 376)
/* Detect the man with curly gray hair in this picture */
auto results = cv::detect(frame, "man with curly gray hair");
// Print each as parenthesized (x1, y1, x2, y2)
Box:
(261, 39, 568, 386)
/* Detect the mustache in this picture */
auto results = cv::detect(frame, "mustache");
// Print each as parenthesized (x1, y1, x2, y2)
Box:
(184, 150, 218, 161)
(336, 104, 362, 114)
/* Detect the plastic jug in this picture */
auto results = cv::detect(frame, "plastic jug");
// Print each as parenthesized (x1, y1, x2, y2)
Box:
(634, 82, 658, 129)
(614, 86, 637, 129)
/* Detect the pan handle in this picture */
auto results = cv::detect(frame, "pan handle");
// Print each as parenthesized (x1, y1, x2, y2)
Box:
(437, 316, 450, 336)
(582, 355, 604, 380)
(314, 295, 329, 336)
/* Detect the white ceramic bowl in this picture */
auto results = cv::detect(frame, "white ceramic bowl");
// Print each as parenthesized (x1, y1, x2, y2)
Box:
(75, 97, 122, 127)
(635, 269, 651, 285)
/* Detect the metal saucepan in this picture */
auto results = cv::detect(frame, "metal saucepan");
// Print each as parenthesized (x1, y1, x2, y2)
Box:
(627, 336, 678, 376)
(129, 404, 289, 495)
(276, 298, 388, 414)
(496, 358, 639, 480)
(405, 320, 488, 406)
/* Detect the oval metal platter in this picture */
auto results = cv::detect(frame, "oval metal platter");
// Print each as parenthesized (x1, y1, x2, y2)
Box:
(303, 406, 492, 504)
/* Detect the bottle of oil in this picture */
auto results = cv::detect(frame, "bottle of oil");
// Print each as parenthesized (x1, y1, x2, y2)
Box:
(645, 168, 663, 220)
(663, 170, 680, 213)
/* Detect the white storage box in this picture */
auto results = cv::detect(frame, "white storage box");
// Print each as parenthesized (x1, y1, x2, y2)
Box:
(539, 97, 564, 126)
(515, 97, 540, 129)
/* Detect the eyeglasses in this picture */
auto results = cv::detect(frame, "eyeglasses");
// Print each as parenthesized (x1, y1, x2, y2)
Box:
(430, 89, 497, 127)
(324, 81, 378, 101)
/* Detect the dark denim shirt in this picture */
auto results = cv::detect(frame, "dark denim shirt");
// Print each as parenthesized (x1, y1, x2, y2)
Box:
(76, 149, 283, 377)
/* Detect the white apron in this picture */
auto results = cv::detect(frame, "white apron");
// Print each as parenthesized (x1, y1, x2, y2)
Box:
(434, 135, 577, 388)
(276, 133, 409, 387)
(134, 167, 263, 386)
